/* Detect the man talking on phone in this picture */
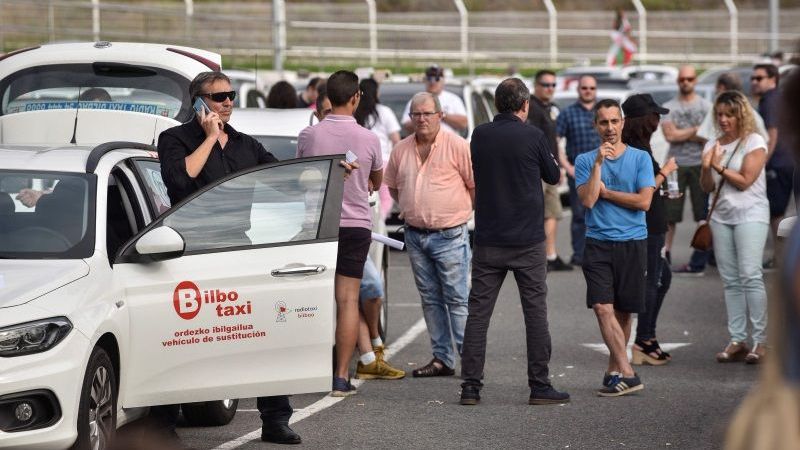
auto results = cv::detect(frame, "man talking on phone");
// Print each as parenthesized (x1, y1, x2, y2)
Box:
(155, 71, 300, 446)
(575, 99, 655, 397)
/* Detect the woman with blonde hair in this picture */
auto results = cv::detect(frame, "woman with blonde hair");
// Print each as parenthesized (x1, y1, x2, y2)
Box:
(700, 90, 769, 364)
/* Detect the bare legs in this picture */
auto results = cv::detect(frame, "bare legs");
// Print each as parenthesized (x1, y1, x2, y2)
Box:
(334, 274, 361, 379)
(593, 303, 634, 377)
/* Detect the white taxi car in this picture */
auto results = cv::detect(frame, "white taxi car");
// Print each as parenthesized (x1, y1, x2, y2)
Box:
(0, 142, 344, 449)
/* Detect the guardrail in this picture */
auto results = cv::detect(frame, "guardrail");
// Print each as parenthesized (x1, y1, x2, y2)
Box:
(0, 0, 793, 69)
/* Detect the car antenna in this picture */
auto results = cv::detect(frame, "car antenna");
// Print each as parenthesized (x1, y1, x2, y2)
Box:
(254, 52, 259, 99)
(151, 118, 158, 146)
(70, 86, 81, 144)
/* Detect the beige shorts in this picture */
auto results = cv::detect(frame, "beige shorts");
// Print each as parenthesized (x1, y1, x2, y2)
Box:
(543, 181, 563, 220)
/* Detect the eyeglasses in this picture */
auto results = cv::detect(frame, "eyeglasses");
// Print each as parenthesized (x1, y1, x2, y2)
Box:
(201, 91, 236, 102)
(678, 77, 696, 83)
(538, 82, 557, 88)
(579, 86, 596, 91)
(409, 111, 439, 119)
(750, 76, 767, 82)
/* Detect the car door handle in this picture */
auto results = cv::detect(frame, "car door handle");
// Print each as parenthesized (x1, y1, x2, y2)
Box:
(270, 265, 327, 277)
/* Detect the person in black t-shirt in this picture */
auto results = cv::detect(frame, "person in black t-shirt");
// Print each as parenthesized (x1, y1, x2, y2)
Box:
(620, 94, 678, 366)
(460, 78, 568, 406)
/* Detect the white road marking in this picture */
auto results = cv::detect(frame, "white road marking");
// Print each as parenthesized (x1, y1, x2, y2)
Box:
(581, 319, 691, 358)
(212, 317, 427, 449)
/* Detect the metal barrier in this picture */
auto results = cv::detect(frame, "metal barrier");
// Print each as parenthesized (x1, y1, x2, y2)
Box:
(0, 0, 794, 69)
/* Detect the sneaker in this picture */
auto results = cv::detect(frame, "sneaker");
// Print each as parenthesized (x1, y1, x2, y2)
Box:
(373, 345, 385, 362)
(745, 343, 766, 364)
(716, 341, 750, 363)
(597, 374, 644, 397)
(529, 385, 570, 405)
(547, 256, 573, 272)
(331, 377, 357, 397)
(602, 371, 621, 387)
(460, 383, 481, 405)
(672, 264, 705, 277)
(355, 359, 406, 380)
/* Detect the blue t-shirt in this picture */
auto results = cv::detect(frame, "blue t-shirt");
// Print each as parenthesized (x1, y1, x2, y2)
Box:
(575, 146, 655, 241)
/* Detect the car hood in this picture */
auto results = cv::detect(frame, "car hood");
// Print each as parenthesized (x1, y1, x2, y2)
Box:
(0, 260, 90, 308)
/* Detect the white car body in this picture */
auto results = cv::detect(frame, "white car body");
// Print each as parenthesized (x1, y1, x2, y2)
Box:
(0, 143, 343, 449)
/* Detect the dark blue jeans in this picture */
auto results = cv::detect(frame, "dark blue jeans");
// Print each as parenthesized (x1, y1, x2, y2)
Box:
(636, 233, 672, 340)
(567, 176, 586, 265)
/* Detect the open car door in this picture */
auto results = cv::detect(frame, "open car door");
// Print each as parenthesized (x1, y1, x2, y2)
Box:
(114, 156, 343, 407)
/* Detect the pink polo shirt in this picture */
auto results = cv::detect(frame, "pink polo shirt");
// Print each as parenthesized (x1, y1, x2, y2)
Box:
(384, 129, 474, 229)
(297, 114, 382, 230)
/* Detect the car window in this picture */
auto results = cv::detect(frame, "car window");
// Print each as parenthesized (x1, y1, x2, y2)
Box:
(159, 160, 331, 253)
(0, 171, 95, 258)
(131, 160, 171, 217)
(0, 63, 188, 120)
(483, 91, 497, 116)
(471, 92, 490, 126)
(253, 136, 298, 161)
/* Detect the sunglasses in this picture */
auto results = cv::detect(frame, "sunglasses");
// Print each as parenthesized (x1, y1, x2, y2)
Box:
(426, 76, 442, 83)
(678, 77, 696, 83)
(750, 76, 767, 82)
(538, 82, 557, 88)
(579, 86, 596, 91)
(201, 91, 236, 102)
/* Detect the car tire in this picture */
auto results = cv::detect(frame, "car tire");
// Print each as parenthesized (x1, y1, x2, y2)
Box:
(180, 399, 238, 427)
(72, 347, 117, 450)
(379, 248, 389, 342)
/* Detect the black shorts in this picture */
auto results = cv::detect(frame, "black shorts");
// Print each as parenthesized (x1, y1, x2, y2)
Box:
(766, 165, 794, 217)
(582, 238, 647, 313)
(336, 227, 372, 278)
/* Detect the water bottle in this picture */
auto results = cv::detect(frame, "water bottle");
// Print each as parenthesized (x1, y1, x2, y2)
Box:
(667, 171, 680, 199)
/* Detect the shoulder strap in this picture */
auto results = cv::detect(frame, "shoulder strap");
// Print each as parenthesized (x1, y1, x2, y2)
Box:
(706, 138, 744, 221)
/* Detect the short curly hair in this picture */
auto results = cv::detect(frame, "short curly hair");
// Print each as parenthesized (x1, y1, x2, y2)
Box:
(713, 90, 757, 139)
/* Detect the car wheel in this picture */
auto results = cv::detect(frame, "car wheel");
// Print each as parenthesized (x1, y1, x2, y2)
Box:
(180, 399, 238, 427)
(379, 248, 389, 342)
(72, 347, 116, 450)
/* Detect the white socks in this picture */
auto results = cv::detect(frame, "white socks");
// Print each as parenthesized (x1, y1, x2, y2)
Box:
(371, 337, 383, 348)
(360, 351, 376, 365)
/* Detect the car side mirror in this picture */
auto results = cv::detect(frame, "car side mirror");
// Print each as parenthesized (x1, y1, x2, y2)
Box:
(134, 226, 185, 262)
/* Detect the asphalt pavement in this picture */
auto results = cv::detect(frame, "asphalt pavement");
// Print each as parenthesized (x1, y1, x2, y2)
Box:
(153, 216, 762, 450)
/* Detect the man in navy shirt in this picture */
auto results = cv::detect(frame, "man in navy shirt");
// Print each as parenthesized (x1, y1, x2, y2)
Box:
(460, 78, 569, 406)
(575, 99, 655, 397)
(557, 75, 601, 266)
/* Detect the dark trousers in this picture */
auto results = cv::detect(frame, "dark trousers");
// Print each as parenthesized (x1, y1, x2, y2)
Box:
(150, 395, 292, 432)
(567, 176, 586, 264)
(636, 233, 672, 340)
(461, 242, 552, 389)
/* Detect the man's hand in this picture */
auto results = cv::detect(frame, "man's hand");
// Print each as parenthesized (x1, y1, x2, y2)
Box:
(16, 189, 44, 208)
(598, 181, 608, 199)
(596, 142, 614, 164)
(339, 160, 359, 181)
(662, 157, 678, 176)
(199, 108, 223, 140)
(368, 178, 374, 195)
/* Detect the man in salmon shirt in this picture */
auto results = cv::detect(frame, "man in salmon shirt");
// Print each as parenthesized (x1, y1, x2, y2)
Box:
(297, 70, 383, 397)
(384, 91, 475, 378)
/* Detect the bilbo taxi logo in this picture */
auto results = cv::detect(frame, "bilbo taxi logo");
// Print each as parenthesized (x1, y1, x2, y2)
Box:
(172, 281, 252, 320)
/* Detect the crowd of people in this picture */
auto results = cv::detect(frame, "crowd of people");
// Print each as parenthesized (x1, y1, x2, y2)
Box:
(152, 59, 797, 447)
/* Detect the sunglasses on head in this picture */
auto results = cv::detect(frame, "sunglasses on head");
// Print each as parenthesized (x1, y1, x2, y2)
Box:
(201, 91, 236, 102)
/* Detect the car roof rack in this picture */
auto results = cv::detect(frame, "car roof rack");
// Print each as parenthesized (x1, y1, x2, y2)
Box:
(86, 141, 156, 173)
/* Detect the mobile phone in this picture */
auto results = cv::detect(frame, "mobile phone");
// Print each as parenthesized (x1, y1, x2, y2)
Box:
(345, 150, 358, 164)
(193, 97, 211, 115)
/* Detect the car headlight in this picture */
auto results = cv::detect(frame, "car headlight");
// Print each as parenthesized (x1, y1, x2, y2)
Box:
(0, 317, 72, 357)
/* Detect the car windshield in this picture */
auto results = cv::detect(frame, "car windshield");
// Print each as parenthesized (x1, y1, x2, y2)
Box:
(0, 171, 95, 258)
(253, 136, 299, 161)
(0, 63, 189, 120)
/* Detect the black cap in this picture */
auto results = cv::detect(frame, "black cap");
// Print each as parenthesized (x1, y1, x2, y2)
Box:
(425, 65, 444, 78)
(621, 93, 669, 118)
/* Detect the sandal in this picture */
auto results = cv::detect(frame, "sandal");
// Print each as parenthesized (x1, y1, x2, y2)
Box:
(651, 339, 671, 360)
(716, 341, 750, 363)
(631, 339, 669, 366)
(745, 343, 766, 365)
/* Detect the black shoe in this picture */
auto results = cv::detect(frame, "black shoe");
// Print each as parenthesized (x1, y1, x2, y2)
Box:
(597, 373, 644, 397)
(529, 385, 570, 404)
(569, 256, 583, 267)
(261, 423, 302, 445)
(665, 251, 671, 266)
(460, 383, 481, 405)
(547, 256, 573, 272)
(412, 358, 455, 377)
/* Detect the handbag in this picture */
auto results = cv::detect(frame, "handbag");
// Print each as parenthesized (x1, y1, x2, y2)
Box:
(690, 139, 743, 251)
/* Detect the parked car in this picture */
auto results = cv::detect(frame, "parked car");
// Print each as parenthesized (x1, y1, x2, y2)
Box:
(0, 141, 344, 449)
(226, 69, 269, 108)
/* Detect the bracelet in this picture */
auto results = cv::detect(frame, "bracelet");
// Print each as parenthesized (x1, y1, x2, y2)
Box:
(716, 166, 725, 175)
